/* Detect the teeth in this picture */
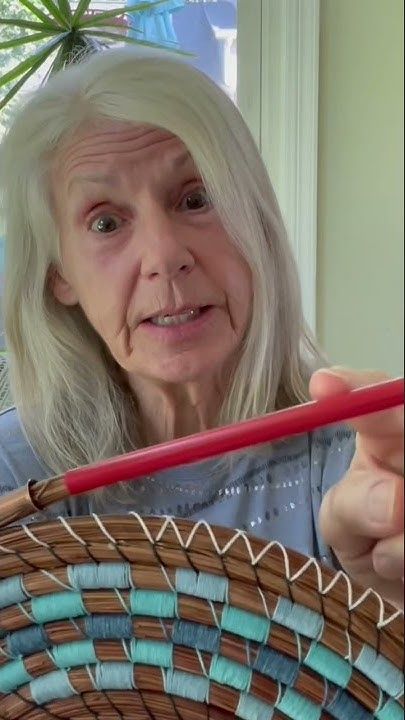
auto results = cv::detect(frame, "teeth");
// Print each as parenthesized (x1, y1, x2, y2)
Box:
(151, 308, 201, 327)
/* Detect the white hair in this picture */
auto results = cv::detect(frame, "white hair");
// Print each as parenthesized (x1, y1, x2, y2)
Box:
(0, 48, 322, 484)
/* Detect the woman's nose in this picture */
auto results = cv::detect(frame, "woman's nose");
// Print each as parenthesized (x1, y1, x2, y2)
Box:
(139, 211, 195, 280)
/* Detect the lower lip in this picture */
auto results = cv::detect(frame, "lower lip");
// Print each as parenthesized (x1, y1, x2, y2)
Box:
(138, 306, 216, 342)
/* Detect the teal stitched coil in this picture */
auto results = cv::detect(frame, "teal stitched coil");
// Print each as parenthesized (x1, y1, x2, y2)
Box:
(130, 638, 173, 667)
(304, 642, 352, 688)
(31, 592, 87, 623)
(129, 589, 177, 617)
(67, 562, 132, 590)
(376, 699, 405, 720)
(1, 636, 404, 719)
(164, 669, 209, 703)
(94, 662, 135, 690)
(0, 592, 403, 718)
(221, 604, 271, 643)
(0, 658, 32, 694)
(354, 645, 404, 698)
(85, 614, 133, 640)
(209, 654, 252, 692)
(254, 645, 299, 685)
(175, 568, 228, 602)
(325, 688, 374, 720)
(30, 670, 75, 705)
(236, 692, 274, 720)
(172, 619, 221, 653)
(0, 575, 28, 610)
(272, 597, 323, 639)
(50, 640, 97, 669)
(276, 687, 322, 720)
(8, 624, 49, 657)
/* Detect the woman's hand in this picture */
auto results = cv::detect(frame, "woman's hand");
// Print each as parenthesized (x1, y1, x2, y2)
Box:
(310, 367, 404, 609)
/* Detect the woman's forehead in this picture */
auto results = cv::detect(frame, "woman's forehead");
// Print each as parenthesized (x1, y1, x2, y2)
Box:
(53, 121, 192, 189)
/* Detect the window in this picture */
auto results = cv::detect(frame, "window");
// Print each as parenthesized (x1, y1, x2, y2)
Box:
(125, 0, 238, 102)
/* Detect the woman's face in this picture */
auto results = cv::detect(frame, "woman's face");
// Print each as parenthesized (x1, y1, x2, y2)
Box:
(51, 121, 252, 387)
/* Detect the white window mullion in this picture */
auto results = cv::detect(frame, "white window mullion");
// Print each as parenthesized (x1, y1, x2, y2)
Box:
(238, 0, 320, 332)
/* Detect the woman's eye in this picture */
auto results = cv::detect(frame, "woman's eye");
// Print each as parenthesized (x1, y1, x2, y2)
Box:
(90, 214, 122, 233)
(180, 188, 212, 212)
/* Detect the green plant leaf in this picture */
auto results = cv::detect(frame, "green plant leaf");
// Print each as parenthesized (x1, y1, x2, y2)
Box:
(82, 21, 141, 33)
(0, 36, 61, 88)
(34, 0, 69, 26)
(0, 31, 57, 51)
(87, 29, 191, 56)
(71, 0, 91, 25)
(0, 48, 58, 111)
(16, 0, 60, 27)
(0, 17, 59, 31)
(78, 2, 168, 28)
(85, 29, 145, 44)
(0, 0, 188, 114)
(57, 0, 72, 21)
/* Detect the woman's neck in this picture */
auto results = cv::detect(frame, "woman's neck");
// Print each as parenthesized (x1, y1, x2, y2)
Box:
(128, 376, 223, 446)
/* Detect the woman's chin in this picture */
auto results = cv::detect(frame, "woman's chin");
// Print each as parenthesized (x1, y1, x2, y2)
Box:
(127, 353, 228, 387)
(143, 365, 213, 386)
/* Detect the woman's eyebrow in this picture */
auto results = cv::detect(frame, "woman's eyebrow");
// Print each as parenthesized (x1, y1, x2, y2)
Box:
(68, 174, 118, 191)
(171, 149, 194, 169)
(67, 150, 195, 191)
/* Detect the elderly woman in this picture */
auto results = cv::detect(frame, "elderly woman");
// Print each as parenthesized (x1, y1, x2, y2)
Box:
(0, 50, 403, 609)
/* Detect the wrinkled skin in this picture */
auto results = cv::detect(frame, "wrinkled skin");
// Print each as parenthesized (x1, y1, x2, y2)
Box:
(51, 121, 404, 607)
(51, 121, 252, 441)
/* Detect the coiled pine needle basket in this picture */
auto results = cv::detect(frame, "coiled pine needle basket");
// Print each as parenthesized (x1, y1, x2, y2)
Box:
(0, 511, 403, 720)
(0, 384, 404, 719)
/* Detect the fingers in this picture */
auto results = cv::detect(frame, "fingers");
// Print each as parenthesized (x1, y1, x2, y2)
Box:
(320, 468, 404, 609)
(319, 468, 404, 556)
(373, 533, 405, 580)
(310, 367, 392, 399)
(310, 368, 403, 438)
(310, 367, 404, 474)
(314, 366, 404, 608)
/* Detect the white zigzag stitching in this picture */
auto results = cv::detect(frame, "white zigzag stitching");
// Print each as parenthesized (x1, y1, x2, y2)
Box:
(127, 513, 404, 629)
(0, 511, 402, 630)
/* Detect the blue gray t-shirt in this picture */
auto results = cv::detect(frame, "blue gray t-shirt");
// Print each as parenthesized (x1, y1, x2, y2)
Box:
(0, 406, 355, 565)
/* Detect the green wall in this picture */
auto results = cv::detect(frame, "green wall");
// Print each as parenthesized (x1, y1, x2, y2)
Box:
(317, 0, 404, 376)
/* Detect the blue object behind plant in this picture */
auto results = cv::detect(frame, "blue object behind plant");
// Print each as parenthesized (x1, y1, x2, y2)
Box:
(126, 0, 185, 48)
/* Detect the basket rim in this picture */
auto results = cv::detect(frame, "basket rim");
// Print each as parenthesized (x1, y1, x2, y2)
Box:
(0, 514, 402, 629)
(0, 515, 403, 720)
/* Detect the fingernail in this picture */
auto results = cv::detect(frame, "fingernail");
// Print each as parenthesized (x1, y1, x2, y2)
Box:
(319, 367, 347, 378)
(367, 480, 396, 524)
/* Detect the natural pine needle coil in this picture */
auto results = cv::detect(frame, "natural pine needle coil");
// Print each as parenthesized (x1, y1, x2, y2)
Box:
(0, 514, 402, 720)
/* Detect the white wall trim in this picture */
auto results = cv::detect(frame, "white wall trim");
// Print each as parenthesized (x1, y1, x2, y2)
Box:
(237, 0, 262, 148)
(239, 0, 320, 331)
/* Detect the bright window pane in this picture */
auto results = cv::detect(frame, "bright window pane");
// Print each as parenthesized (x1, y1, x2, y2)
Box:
(172, 0, 237, 103)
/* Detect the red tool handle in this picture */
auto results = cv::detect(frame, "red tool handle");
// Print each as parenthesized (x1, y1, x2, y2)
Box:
(64, 377, 404, 496)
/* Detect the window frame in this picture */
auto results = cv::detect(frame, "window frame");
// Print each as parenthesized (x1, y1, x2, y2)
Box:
(238, 0, 320, 331)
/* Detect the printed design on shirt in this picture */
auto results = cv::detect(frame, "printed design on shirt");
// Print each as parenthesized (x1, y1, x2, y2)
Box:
(90, 448, 312, 522)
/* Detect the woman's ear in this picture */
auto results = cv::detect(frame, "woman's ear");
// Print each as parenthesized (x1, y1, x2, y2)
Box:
(49, 266, 79, 306)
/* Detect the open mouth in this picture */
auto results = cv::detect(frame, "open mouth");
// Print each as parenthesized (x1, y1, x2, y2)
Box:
(143, 306, 211, 328)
